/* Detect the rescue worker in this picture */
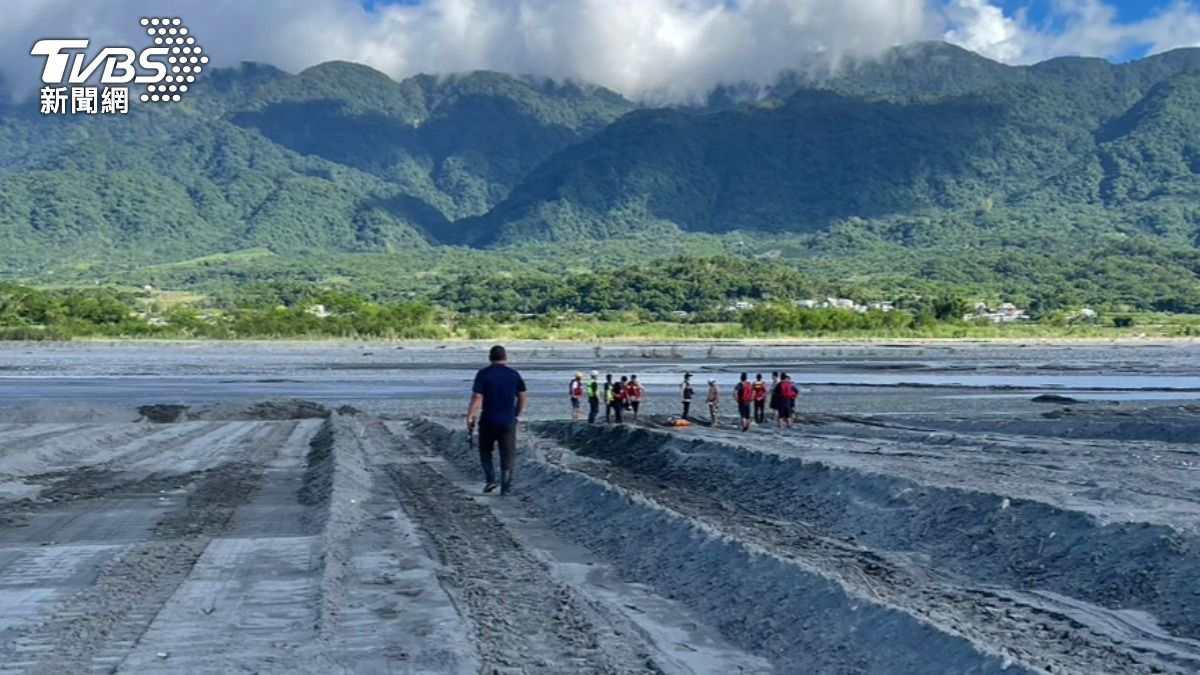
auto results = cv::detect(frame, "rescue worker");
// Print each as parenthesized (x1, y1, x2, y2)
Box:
(612, 376, 628, 424)
(707, 378, 720, 427)
(734, 372, 754, 432)
(586, 370, 601, 423)
(681, 373, 694, 420)
(627, 374, 645, 422)
(604, 373, 615, 422)
(776, 372, 798, 429)
(768, 371, 781, 422)
(752, 373, 768, 424)
(569, 372, 585, 422)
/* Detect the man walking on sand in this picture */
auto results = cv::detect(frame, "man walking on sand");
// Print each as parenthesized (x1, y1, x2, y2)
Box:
(467, 345, 527, 496)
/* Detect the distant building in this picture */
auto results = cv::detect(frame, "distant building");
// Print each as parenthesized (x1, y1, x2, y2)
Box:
(816, 298, 868, 313)
(726, 300, 757, 312)
(305, 304, 333, 318)
(793, 297, 889, 313)
(1069, 308, 1098, 324)
(965, 302, 1029, 323)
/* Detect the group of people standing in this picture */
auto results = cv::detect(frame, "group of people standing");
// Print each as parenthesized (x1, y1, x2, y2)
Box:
(468, 344, 805, 499)
(569, 369, 801, 432)
(570, 371, 646, 424)
(683, 371, 799, 431)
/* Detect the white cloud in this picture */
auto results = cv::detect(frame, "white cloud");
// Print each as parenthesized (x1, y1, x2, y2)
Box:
(2, 0, 933, 102)
(942, 0, 1200, 65)
(3, 0, 1200, 103)
(942, 0, 1026, 62)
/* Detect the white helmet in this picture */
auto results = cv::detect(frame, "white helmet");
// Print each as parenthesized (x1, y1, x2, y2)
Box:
(590, 370, 599, 378)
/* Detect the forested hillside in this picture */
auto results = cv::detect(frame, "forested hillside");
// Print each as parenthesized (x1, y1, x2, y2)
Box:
(0, 63, 634, 274)
(459, 46, 1200, 245)
(3, 43, 1200, 311)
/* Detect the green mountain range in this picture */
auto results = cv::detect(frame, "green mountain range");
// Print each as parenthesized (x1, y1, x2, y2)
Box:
(3, 42, 1200, 310)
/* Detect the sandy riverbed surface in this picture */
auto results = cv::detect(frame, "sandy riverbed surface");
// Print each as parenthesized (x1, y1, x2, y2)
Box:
(0, 341, 1198, 674)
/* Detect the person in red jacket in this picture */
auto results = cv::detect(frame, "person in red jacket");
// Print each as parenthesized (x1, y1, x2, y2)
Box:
(612, 376, 628, 424)
(752, 373, 768, 425)
(776, 373, 799, 429)
(626, 374, 645, 422)
(569, 372, 585, 422)
(734, 372, 755, 432)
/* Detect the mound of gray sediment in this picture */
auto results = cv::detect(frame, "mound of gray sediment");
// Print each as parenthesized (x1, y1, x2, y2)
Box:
(137, 399, 332, 423)
(0, 402, 140, 424)
(537, 422, 1200, 642)
(410, 419, 1029, 675)
(1031, 394, 1079, 404)
(297, 418, 340, 537)
(137, 404, 189, 423)
(923, 405, 1200, 444)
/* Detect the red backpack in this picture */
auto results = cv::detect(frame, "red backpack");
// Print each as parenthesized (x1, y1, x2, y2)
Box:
(779, 380, 797, 400)
(736, 382, 754, 403)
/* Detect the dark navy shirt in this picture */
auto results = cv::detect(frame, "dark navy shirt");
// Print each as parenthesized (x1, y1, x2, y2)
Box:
(472, 363, 526, 428)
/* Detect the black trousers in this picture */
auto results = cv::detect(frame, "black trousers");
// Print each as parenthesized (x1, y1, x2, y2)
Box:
(754, 400, 765, 423)
(478, 424, 517, 486)
(588, 398, 600, 423)
(682, 401, 691, 419)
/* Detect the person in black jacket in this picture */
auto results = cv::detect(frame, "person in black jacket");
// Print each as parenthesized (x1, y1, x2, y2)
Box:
(768, 371, 780, 422)
(603, 373, 614, 422)
(467, 345, 527, 496)
(680, 373, 695, 419)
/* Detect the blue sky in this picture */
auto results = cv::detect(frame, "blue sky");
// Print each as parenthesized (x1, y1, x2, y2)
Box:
(354, 0, 1200, 63)
(991, 0, 1198, 60)
(998, 0, 1171, 24)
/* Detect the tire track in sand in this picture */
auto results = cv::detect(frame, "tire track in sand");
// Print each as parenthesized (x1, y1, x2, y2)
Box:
(373, 421, 667, 675)
(0, 456, 269, 675)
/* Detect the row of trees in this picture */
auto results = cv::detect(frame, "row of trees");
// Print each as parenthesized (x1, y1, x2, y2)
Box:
(435, 257, 823, 317)
(0, 284, 447, 339)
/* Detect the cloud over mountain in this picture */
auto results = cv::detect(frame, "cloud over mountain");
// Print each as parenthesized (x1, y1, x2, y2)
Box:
(4, 0, 1200, 101)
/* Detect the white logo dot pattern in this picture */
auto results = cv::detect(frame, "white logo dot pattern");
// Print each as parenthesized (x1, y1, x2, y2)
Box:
(139, 17, 205, 104)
